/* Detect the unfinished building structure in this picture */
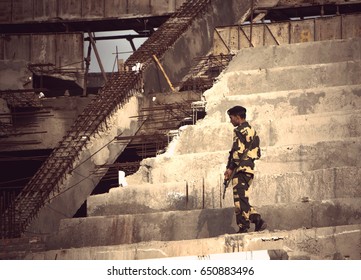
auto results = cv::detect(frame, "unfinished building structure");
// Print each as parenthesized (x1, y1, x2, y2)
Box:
(0, 0, 361, 259)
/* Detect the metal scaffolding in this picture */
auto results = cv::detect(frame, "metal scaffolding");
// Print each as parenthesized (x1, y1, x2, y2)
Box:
(178, 54, 234, 91)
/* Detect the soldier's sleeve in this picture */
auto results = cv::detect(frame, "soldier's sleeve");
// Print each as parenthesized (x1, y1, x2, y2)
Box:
(226, 131, 238, 170)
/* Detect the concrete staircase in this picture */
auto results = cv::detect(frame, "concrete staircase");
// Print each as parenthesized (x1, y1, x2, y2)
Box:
(25, 37, 361, 260)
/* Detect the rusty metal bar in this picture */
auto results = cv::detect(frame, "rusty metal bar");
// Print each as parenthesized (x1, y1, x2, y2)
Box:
(239, 26, 255, 48)
(88, 32, 108, 83)
(214, 28, 231, 54)
(152, 55, 175, 91)
(264, 24, 280, 45)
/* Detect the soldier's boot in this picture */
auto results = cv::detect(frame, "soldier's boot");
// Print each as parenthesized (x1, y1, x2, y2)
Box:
(251, 214, 267, 232)
(236, 221, 250, 234)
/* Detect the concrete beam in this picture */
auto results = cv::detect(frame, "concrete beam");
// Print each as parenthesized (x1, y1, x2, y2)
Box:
(40, 220, 361, 259)
(206, 84, 361, 122)
(210, 60, 361, 97)
(46, 208, 361, 256)
(26, 94, 150, 235)
(88, 165, 361, 215)
(24, 224, 361, 259)
(0, 0, 186, 24)
(213, 16, 361, 52)
(224, 37, 361, 71)
(0, 96, 93, 152)
(168, 110, 361, 154)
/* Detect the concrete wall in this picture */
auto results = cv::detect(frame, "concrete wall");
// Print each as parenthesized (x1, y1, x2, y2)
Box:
(0, 33, 84, 71)
(0, 60, 32, 126)
(142, 0, 252, 94)
(0, 96, 94, 152)
(27, 93, 151, 235)
(0, 60, 32, 90)
(46, 201, 361, 250)
(0, 0, 187, 23)
(26, 224, 361, 260)
(213, 13, 361, 54)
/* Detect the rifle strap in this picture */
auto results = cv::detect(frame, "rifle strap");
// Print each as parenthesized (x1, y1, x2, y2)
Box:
(233, 128, 255, 162)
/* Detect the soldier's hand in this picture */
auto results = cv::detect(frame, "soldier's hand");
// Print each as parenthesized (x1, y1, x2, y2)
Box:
(224, 168, 233, 180)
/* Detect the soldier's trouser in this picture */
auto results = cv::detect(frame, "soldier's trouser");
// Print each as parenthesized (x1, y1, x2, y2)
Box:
(232, 172, 259, 230)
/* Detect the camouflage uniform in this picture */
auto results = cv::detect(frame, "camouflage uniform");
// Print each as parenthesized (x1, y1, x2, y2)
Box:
(227, 121, 261, 232)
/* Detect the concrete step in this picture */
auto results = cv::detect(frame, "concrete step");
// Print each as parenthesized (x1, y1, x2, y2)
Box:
(206, 84, 361, 122)
(127, 138, 360, 183)
(227, 38, 361, 71)
(49, 197, 361, 250)
(25, 224, 361, 260)
(258, 138, 361, 174)
(89, 166, 360, 215)
(0, 236, 46, 260)
(172, 109, 361, 153)
(205, 60, 361, 100)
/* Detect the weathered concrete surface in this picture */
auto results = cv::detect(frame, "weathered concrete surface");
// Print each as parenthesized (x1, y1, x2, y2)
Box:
(209, 60, 361, 99)
(206, 37, 361, 106)
(25, 224, 361, 260)
(48, 197, 361, 250)
(88, 166, 360, 216)
(26, 94, 149, 235)
(0, 60, 32, 90)
(165, 110, 361, 153)
(0, 33, 84, 72)
(143, 138, 360, 178)
(0, 96, 94, 152)
(0, 0, 187, 23)
(207, 84, 361, 121)
(213, 15, 361, 52)
(225, 38, 361, 71)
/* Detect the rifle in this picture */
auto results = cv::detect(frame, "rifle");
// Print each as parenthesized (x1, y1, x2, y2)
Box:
(222, 168, 236, 199)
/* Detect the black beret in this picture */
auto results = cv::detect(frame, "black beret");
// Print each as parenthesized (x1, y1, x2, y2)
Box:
(227, 106, 247, 116)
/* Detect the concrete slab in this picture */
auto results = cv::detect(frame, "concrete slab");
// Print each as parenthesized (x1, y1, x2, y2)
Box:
(170, 109, 361, 154)
(88, 163, 361, 216)
(206, 84, 361, 122)
(128, 162, 361, 206)
(25, 224, 361, 260)
(208, 60, 361, 98)
(50, 196, 361, 250)
(226, 38, 361, 71)
(119, 138, 360, 186)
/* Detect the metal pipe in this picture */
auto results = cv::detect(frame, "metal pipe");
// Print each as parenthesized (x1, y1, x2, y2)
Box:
(152, 54, 175, 91)
(87, 32, 108, 82)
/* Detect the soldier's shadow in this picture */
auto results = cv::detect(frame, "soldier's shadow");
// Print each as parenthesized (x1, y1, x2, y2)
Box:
(195, 207, 236, 239)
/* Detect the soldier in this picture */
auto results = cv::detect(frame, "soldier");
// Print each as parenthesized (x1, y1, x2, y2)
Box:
(224, 105, 267, 233)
